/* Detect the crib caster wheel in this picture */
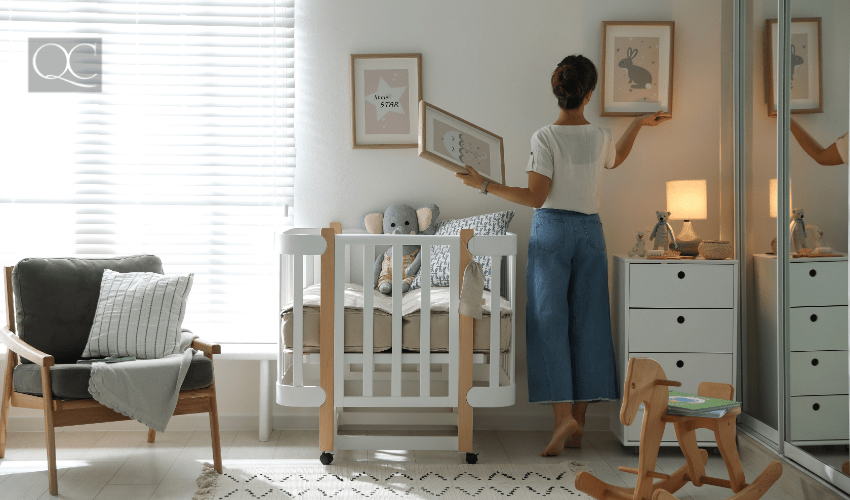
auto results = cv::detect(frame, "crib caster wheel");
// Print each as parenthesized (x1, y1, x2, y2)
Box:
(465, 453, 478, 464)
(320, 452, 334, 465)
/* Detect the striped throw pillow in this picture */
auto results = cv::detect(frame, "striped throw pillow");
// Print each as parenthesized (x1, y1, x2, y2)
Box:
(82, 270, 193, 359)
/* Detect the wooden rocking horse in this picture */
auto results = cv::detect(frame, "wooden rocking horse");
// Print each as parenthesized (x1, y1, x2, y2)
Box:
(575, 357, 783, 500)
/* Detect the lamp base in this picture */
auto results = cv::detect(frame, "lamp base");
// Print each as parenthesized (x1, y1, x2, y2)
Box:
(675, 220, 702, 257)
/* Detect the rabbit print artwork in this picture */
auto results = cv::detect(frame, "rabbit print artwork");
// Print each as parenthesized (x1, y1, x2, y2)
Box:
(790, 44, 804, 83)
(619, 47, 653, 90)
(433, 119, 491, 174)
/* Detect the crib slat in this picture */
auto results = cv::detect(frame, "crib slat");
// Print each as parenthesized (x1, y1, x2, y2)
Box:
(489, 256, 501, 387)
(363, 244, 374, 397)
(509, 255, 516, 383)
(448, 241, 459, 401)
(391, 243, 403, 398)
(293, 254, 304, 387)
(334, 242, 346, 412)
(420, 244, 431, 398)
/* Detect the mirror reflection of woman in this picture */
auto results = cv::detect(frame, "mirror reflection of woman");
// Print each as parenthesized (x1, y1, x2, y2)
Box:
(789, 118, 848, 165)
(457, 55, 670, 456)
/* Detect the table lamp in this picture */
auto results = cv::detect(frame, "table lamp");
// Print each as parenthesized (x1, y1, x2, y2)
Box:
(666, 179, 707, 256)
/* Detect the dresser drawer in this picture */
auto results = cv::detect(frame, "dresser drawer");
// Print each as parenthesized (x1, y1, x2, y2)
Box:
(790, 395, 849, 441)
(789, 351, 849, 396)
(629, 309, 733, 353)
(628, 353, 733, 395)
(790, 306, 848, 351)
(789, 261, 848, 307)
(629, 264, 734, 309)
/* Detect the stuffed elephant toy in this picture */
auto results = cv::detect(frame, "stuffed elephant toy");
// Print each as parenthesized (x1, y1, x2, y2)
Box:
(361, 204, 440, 294)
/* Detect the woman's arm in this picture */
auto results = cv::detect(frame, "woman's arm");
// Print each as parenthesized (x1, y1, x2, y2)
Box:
(789, 118, 844, 166)
(610, 111, 671, 169)
(456, 167, 551, 209)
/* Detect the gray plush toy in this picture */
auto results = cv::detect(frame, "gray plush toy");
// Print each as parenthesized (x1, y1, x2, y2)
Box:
(790, 208, 807, 253)
(361, 204, 440, 294)
(649, 210, 678, 251)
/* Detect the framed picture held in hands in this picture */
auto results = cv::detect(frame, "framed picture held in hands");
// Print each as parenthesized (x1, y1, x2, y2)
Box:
(600, 21, 675, 117)
(417, 100, 505, 185)
(350, 53, 422, 148)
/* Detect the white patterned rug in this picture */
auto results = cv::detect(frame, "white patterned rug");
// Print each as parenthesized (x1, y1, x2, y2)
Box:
(194, 462, 593, 499)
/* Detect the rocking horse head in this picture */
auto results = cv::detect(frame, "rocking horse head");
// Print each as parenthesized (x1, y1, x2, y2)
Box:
(619, 357, 672, 426)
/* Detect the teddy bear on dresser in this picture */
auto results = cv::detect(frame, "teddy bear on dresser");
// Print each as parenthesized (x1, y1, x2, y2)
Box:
(628, 229, 648, 257)
(361, 204, 440, 294)
(790, 208, 807, 253)
(649, 211, 678, 251)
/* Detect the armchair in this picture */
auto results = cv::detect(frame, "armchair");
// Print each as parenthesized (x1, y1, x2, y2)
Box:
(0, 256, 222, 496)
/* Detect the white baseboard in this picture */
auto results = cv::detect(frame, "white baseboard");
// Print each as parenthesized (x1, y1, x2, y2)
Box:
(6, 409, 612, 433)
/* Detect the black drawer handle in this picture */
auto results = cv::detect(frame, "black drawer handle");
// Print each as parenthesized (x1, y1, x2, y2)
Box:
(810, 314, 818, 322)
(811, 358, 819, 366)
(813, 403, 820, 411)
(676, 360, 684, 368)
(677, 271, 686, 279)
(677, 316, 685, 324)
(809, 269, 817, 277)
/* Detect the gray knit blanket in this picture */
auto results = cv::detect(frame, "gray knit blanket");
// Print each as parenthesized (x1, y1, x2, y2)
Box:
(87, 331, 198, 433)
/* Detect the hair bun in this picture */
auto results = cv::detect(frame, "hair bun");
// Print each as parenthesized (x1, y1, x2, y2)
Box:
(561, 79, 581, 97)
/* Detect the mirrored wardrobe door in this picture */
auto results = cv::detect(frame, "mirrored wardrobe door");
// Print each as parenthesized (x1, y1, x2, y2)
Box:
(782, 0, 850, 491)
(739, 0, 781, 447)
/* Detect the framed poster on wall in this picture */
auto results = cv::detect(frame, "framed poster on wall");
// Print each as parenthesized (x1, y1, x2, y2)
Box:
(350, 53, 422, 148)
(600, 21, 675, 117)
(417, 100, 505, 185)
(764, 18, 823, 116)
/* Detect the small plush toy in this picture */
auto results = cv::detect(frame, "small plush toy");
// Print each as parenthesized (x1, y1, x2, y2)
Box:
(649, 211, 678, 251)
(789, 208, 807, 253)
(361, 204, 440, 294)
(807, 225, 833, 254)
(628, 230, 648, 257)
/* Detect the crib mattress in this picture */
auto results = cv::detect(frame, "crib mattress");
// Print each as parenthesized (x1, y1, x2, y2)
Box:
(281, 283, 512, 354)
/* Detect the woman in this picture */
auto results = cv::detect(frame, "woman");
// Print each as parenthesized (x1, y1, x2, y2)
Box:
(789, 117, 848, 165)
(457, 55, 670, 456)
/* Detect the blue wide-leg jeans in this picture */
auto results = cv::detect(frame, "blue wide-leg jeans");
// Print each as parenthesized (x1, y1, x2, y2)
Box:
(526, 208, 619, 403)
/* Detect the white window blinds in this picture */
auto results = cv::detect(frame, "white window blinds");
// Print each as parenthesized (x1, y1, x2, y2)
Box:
(0, 0, 294, 343)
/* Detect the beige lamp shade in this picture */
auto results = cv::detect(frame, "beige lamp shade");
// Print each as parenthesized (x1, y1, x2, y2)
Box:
(768, 178, 792, 218)
(666, 180, 707, 220)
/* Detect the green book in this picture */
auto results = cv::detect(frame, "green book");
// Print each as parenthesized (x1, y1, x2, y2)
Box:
(667, 391, 740, 416)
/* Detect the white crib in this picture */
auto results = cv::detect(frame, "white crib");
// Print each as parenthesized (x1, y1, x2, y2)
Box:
(275, 224, 517, 464)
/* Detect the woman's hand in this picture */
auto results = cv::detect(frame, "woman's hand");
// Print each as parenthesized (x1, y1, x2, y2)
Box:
(456, 165, 484, 190)
(637, 110, 672, 127)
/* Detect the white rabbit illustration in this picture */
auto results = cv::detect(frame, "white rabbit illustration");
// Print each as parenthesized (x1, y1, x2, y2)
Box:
(790, 44, 804, 83)
(618, 47, 653, 90)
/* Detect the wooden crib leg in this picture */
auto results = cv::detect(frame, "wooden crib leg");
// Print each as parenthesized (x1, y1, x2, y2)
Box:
(319, 225, 338, 454)
(457, 229, 474, 454)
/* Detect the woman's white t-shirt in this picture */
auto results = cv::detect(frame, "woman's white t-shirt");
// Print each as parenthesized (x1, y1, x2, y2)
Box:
(525, 124, 616, 214)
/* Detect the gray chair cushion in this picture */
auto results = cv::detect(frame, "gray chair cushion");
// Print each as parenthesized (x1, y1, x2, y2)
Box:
(13, 354, 214, 400)
(12, 255, 164, 364)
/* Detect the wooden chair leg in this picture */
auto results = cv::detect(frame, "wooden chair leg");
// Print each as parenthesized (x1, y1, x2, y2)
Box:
(673, 421, 706, 486)
(147, 428, 156, 443)
(714, 416, 747, 492)
(40, 365, 58, 496)
(0, 351, 17, 458)
(208, 383, 222, 474)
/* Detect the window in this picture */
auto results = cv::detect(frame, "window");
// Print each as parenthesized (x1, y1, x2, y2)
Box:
(0, 0, 294, 343)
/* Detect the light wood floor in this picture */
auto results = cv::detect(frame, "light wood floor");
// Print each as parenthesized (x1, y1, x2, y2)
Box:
(0, 429, 839, 499)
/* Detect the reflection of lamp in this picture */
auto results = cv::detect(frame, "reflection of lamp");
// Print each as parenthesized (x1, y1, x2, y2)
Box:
(769, 178, 792, 254)
(666, 180, 707, 256)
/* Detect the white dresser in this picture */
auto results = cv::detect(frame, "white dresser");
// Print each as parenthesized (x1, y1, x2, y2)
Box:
(611, 255, 739, 448)
(753, 254, 849, 445)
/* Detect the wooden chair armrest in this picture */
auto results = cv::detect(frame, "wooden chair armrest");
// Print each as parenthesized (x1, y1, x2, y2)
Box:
(191, 338, 221, 356)
(0, 325, 54, 367)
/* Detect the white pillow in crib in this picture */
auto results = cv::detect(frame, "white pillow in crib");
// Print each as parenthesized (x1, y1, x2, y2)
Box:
(410, 210, 514, 291)
(82, 269, 193, 359)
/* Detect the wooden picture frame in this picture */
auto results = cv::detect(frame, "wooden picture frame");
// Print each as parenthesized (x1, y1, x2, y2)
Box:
(417, 100, 505, 185)
(764, 18, 823, 116)
(350, 53, 422, 148)
(600, 21, 675, 117)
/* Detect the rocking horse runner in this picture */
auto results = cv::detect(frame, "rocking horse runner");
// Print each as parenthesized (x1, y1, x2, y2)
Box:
(575, 357, 782, 500)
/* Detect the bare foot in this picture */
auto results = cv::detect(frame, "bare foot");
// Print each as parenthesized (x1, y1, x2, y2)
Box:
(541, 419, 578, 456)
(564, 427, 584, 449)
